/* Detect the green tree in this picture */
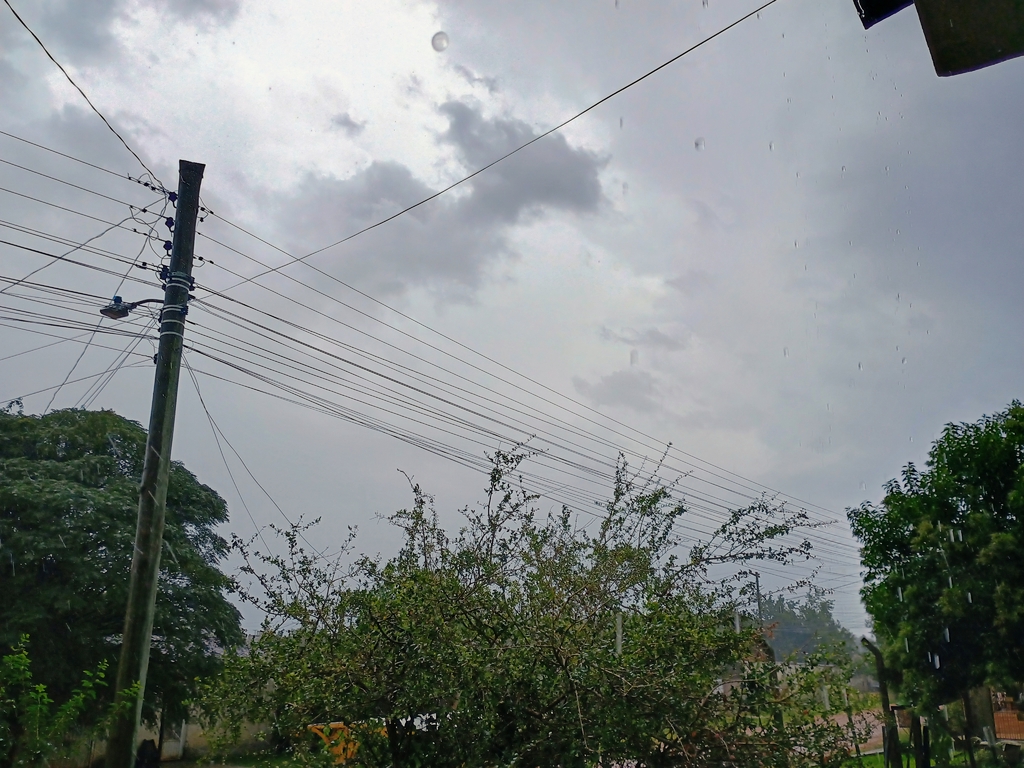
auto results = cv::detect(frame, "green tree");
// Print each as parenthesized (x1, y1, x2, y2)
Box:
(848, 401, 1024, 711)
(0, 637, 115, 768)
(761, 588, 857, 661)
(0, 407, 243, 727)
(203, 451, 866, 767)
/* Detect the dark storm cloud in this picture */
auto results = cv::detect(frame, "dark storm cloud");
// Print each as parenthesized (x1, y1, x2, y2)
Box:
(598, 325, 688, 351)
(330, 112, 366, 137)
(572, 369, 662, 413)
(271, 99, 606, 297)
(437, 101, 605, 222)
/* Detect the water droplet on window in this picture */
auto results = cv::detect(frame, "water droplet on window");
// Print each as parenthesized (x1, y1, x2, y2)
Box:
(622, 181, 628, 195)
(702, 0, 708, 7)
(694, 137, 705, 151)
(858, 362, 863, 371)
(783, 347, 789, 358)
(431, 31, 449, 51)
(619, 116, 623, 129)
(769, 141, 775, 151)
(842, 165, 847, 173)
(902, 357, 907, 365)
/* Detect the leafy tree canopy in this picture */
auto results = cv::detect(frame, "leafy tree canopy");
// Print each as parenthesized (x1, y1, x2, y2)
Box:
(0, 407, 243, 725)
(203, 451, 866, 768)
(761, 589, 857, 661)
(848, 400, 1024, 709)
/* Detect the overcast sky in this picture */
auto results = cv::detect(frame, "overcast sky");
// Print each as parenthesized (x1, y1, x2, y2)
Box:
(2, 0, 1023, 636)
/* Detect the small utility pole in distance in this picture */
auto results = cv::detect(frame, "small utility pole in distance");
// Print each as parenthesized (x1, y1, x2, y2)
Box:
(754, 571, 763, 627)
(106, 160, 205, 768)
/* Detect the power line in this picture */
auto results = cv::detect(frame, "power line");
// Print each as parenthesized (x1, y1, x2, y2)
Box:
(185, 286, 863, 556)
(0, 331, 87, 364)
(0, 185, 166, 242)
(1, 356, 151, 404)
(195, 240, 849, 530)
(0, 259, 862, 559)
(1, 0, 161, 184)
(0, 82, 839, 528)
(182, 333, 857, 560)
(182, 357, 273, 554)
(199, 215, 843, 525)
(0, 6, 859, 561)
(0, 129, 131, 181)
(0, 156, 144, 208)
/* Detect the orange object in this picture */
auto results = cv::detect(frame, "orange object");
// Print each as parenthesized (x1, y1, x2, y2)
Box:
(308, 723, 361, 765)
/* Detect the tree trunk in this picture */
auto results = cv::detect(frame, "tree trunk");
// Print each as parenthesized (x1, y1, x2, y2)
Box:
(961, 693, 978, 768)
(910, 714, 926, 768)
(862, 638, 902, 768)
(157, 707, 166, 762)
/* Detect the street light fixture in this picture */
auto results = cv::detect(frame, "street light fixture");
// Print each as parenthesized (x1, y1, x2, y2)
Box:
(100, 296, 163, 320)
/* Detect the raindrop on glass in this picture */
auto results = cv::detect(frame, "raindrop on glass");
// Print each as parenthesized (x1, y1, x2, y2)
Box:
(783, 347, 789, 358)
(702, 0, 708, 7)
(902, 357, 907, 365)
(769, 141, 774, 151)
(842, 165, 847, 173)
(858, 362, 863, 371)
(619, 116, 623, 129)
(431, 31, 449, 52)
(694, 137, 705, 151)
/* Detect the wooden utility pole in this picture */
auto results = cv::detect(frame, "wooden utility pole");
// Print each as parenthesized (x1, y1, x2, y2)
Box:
(106, 160, 205, 768)
(862, 638, 902, 768)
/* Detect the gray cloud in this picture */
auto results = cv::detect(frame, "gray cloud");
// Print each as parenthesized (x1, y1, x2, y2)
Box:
(573, 369, 662, 413)
(330, 112, 366, 137)
(270, 99, 605, 298)
(30, 0, 123, 62)
(157, 0, 240, 24)
(665, 270, 712, 296)
(453, 64, 500, 94)
(598, 325, 688, 351)
(10, 0, 239, 65)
